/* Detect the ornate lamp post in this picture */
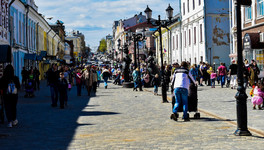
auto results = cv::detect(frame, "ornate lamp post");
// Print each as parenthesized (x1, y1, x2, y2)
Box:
(144, 4, 173, 103)
(234, 0, 252, 136)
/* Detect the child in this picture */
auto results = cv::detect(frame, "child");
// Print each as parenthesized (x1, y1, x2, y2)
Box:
(152, 74, 160, 95)
(210, 70, 217, 88)
(58, 72, 68, 109)
(251, 82, 264, 110)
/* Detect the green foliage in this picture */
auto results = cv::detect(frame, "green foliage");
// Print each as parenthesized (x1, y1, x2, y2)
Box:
(98, 38, 107, 53)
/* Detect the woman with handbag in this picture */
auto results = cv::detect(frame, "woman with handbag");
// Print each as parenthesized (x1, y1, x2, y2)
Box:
(0, 65, 20, 127)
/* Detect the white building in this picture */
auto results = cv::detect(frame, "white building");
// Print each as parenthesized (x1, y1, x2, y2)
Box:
(180, 0, 230, 66)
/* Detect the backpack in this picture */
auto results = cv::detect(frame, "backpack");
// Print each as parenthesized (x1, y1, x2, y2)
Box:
(7, 80, 18, 94)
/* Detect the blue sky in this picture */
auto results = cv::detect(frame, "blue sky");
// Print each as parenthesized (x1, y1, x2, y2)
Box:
(35, 0, 179, 49)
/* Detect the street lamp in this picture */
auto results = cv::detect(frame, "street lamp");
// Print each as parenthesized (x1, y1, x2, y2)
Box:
(234, 0, 251, 136)
(144, 4, 173, 103)
(127, 30, 145, 69)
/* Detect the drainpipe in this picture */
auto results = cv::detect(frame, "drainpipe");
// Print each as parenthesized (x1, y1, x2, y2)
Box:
(25, 4, 29, 69)
(8, 0, 15, 46)
(36, 22, 39, 54)
(229, 0, 233, 58)
(203, 0, 208, 63)
(25, 5, 29, 54)
(179, 0, 182, 62)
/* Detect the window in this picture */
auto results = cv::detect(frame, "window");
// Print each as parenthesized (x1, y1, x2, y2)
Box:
(200, 24, 203, 42)
(193, 0, 195, 10)
(194, 27, 196, 44)
(183, 3, 185, 15)
(189, 29, 191, 45)
(199, 0, 201, 5)
(245, 7, 252, 20)
(257, 0, 264, 17)
(187, 0, 190, 12)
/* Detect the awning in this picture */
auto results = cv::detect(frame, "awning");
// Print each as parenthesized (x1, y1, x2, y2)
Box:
(24, 54, 36, 60)
(36, 51, 47, 61)
(0, 45, 11, 63)
(243, 33, 264, 49)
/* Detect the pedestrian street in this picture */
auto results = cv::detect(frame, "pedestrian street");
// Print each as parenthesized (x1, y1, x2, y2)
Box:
(0, 81, 263, 150)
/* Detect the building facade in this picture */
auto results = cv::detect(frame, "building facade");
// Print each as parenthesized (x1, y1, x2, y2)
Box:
(240, 0, 264, 76)
(181, 0, 230, 66)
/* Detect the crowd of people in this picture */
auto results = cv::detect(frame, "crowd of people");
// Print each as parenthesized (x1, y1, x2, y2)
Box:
(0, 58, 263, 127)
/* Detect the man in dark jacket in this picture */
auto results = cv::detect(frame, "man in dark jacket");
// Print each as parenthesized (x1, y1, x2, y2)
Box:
(47, 64, 60, 107)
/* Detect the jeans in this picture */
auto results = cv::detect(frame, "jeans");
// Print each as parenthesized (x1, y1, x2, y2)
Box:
(104, 77, 108, 87)
(230, 75, 237, 88)
(154, 85, 158, 93)
(3, 94, 18, 122)
(134, 81, 139, 88)
(211, 78, 215, 87)
(173, 88, 189, 119)
(50, 84, 58, 105)
(76, 84, 82, 96)
(220, 75, 226, 87)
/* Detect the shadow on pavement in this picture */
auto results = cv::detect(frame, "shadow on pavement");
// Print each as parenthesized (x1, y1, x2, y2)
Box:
(0, 81, 120, 150)
(192, 117, 235, 122)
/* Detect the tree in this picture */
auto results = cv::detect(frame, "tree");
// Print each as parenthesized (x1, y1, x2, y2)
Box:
(98, 38, 107, 53)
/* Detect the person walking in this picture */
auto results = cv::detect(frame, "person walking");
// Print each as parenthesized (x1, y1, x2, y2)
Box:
(47, 64, 59, 107)
(0, 65, 21, 127)
(229, 59, 238, 89)
(96, 67, 101, 87)
(76, 68, 82, 96)
(101, 66, 111, 89)
(58, 72, 68, 109)
(210, 70, 217, 88)
(33, 67, 40, 90)
(132, 68, 140, 91)
(92, 66, 98, 94)
(21, 67, 28, 87)
(170, 61, 196, 122)
(243, 60, 250, 91)
(152, 74, 160, 95)
(217, 62, 227, 88)
(83, 65, 93, 96)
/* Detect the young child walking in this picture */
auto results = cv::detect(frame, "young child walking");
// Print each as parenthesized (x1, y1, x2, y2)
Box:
(251, 82, 264, 110)
(210, 70, 217, 88)
(152, 74, 160, 95)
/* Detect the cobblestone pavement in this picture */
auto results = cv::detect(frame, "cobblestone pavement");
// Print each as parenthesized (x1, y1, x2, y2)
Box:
(0, 81, 263, 150)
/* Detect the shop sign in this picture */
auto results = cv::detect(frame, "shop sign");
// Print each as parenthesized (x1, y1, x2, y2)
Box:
(243, 34, 251, 49)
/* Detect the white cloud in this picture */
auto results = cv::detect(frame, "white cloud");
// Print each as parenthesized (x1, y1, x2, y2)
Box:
(35, 0, 179, 47)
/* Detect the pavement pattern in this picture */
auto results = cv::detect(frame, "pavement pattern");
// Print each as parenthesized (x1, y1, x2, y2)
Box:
(0, 81, 263, 150)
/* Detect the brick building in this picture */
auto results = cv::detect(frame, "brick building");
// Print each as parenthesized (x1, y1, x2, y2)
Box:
(241, 0, 264, 76)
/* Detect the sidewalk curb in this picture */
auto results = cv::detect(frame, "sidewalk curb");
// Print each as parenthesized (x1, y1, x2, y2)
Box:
(144, 88, 264, 137)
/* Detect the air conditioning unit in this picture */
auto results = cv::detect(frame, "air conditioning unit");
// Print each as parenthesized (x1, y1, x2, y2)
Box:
(260, 32, 264, 42)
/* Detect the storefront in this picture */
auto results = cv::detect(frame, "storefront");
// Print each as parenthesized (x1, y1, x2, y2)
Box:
(243, 33, 264, 77)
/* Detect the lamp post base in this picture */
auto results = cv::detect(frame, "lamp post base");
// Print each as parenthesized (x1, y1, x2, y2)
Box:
(122, 82, 134, 88)
(234, 129, 252, 136)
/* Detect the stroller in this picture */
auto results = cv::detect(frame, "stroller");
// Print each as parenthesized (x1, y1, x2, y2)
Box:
(24, 79, 35, 98)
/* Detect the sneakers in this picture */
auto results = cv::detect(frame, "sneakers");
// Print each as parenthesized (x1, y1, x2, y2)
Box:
(12, 119, 18, 126)
(7, 122, 12, 128)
